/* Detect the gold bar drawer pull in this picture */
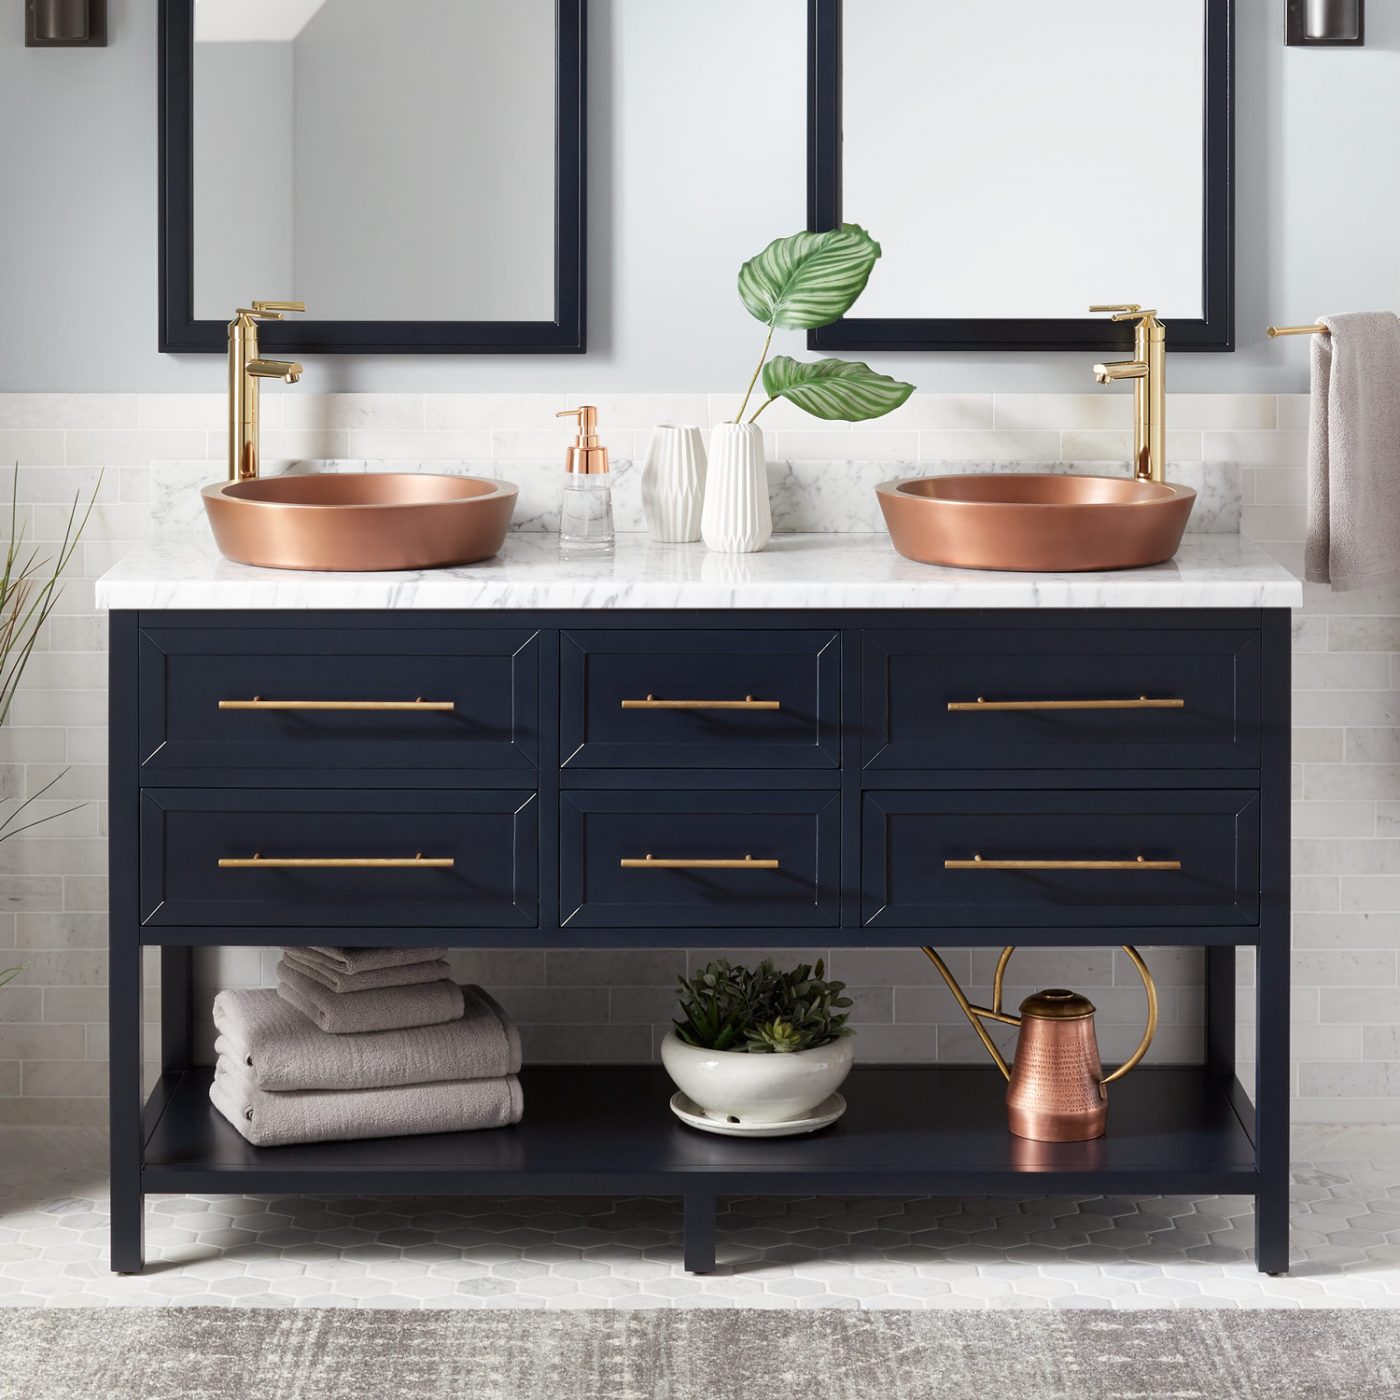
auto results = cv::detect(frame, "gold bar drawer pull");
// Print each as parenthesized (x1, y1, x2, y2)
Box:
(945, 854, 1182, 872)
(218, 697, 455, 712)
(620, 854, 780, 870)
(947, 696, 1184, 713)
(620, 695, 780, 711)
(219, 853, 454, 869)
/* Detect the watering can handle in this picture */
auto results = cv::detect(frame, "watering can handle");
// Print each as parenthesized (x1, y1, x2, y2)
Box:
(919, 945, 1158, 1087)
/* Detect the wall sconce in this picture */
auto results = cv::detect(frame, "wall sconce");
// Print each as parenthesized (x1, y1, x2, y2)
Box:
(1287, 0, 1364, 45)
(25, 0, 106, 46)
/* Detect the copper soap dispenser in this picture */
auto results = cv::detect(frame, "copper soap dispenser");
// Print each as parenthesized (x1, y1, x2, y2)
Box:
(557, 404, 614, 559)
(921, 945, 1158, 1142)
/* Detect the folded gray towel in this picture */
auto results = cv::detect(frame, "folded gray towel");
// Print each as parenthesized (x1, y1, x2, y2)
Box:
(213, 985, 522, 1091)
(1305, 311, 1400, 591)
(277, 960, 463, 1034)
(209, 1056, 523, 1147)
(306, 946, 450, 975)
(283, 947, 452, 994)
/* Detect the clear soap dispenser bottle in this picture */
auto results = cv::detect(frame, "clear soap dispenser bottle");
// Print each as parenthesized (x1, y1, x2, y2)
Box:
(556, 405, 615, 558)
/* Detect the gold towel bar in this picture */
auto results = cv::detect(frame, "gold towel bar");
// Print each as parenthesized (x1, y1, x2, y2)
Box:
(620, 854, 780, 870)
(218, 853, 454, 869)
(620, 695, 780, 710)
(219, 698, 455, 712)
(945, 855, 1182, 872)
(1267, 323, 1329, 337)
(947, 695, 1184, 713)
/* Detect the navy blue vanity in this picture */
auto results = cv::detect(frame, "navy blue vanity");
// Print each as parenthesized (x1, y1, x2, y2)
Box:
(106, 590, 1292, 1276)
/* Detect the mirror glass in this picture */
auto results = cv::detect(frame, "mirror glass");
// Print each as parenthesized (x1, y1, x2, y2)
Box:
(190, 0, 557, 322)
(841, 0, 1206, 321)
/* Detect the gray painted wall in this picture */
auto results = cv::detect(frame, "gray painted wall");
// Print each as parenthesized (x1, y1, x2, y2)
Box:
(0, 0, 1396, 392)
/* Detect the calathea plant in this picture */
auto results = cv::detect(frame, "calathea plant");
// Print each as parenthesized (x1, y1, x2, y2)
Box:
(673, 957, 854, 1055)
(733, 224, 914, 424)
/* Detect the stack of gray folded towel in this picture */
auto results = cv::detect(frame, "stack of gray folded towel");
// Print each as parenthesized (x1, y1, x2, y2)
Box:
(209, 945, 523, 1147)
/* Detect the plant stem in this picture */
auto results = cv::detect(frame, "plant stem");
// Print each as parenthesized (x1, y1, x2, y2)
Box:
(748, 397, 777, 424)
(735, 325, 774, 423)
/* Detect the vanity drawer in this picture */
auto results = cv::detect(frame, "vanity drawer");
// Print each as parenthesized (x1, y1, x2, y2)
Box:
(137, 626, 539, 776)
(560, 790, 839, 927)
(139, 790, 537, 928)
(862, 790, 1259, 929)
(862, 626, 1261, 771)
(561, 630, 840, 769)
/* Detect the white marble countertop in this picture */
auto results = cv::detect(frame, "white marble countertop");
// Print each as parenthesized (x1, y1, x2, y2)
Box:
(96, 534, 1303, 611)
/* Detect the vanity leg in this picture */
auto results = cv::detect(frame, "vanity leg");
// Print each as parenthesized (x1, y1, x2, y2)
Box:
(683, 1192, 717, 1274)
(1255, 937, 1291, 1276)
(1204, 945, 1236, 1074)
(160, 946, 194, 1072)
(109, 937, 145, 1275)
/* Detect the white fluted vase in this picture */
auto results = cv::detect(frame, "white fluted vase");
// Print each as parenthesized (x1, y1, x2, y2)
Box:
(641, 424, 707, 543)
(701, 422, 771, 553)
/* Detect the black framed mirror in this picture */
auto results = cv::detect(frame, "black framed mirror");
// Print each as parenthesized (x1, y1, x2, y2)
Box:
(159, 0, 586, 354)
(808, 0, 1232, 354)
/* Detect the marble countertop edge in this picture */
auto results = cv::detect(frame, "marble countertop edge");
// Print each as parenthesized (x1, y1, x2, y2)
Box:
(95, 534, 1305, 612)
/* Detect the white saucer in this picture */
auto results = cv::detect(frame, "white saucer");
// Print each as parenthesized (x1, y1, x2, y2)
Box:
(669, 1090, 847, 1138)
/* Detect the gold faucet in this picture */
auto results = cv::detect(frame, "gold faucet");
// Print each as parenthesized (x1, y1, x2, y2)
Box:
(1089, 304, 1166, 484)
(228, 300, 305, 482)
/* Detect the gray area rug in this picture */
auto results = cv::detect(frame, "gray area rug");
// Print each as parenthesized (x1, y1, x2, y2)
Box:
(1, 1307, 1396, 1400)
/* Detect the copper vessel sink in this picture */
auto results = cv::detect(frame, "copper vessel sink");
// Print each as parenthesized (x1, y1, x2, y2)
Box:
(202, 473, 518, 572)
(876, 474, 1196, 572)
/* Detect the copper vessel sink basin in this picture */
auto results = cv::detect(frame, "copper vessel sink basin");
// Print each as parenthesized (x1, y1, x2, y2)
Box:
(876, 474, 1196, 572)
(202, 473, 518, 572)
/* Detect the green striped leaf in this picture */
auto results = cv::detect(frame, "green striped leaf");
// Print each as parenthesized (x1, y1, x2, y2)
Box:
(760, 356, 915, 422)
(738, 225, 881, 330)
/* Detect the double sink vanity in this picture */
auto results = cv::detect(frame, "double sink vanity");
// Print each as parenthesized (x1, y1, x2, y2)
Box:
(99, 530, 1301, 1276)
(107, 0, 1297, 1282)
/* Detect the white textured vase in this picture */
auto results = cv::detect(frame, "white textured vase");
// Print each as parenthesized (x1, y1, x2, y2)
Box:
(701, 421, 771, 553)
(641, 424, 706, 543)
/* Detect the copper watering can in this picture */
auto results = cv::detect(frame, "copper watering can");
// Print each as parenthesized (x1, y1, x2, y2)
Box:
(921, 946, 1158, 1142)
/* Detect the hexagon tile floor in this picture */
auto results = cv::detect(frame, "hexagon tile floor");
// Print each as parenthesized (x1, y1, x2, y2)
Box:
(3, 1126, 1400, 1310)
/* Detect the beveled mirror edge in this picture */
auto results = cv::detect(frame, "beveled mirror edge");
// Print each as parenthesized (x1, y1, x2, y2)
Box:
(805, 0, 1234, 354)
(157, 0, 587, 355)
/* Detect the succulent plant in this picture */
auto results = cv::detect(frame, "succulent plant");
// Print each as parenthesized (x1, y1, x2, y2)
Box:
(674, 957, 853, 1054)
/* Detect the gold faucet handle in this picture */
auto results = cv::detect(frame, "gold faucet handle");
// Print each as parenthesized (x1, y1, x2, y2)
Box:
(1090, 304, 1159, 324)
(244, 300, 307, 321)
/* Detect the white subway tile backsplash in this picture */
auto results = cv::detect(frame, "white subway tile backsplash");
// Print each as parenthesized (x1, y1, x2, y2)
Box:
(916, 430, 1060, 462)
(0, 389, 1396, 1126)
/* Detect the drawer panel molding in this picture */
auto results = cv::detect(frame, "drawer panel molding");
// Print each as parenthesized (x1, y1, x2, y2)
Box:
(140, 789, 538, 928)
(862, 626, 1261, 772)
(561, 629, 840, 769)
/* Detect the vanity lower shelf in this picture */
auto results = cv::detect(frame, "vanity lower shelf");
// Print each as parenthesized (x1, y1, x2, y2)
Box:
(141, 1064, 1258, 1200)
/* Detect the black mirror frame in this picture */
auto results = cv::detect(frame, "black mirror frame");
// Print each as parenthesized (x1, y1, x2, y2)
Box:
(806, 0, 1233, 354)
(158, 0, 586, 355)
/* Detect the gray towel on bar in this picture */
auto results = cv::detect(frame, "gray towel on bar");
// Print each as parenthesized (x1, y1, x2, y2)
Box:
(305, 945, 450, 975)
(277, 960, 464, 1034)
(213, 985, 522, 1091)
(209, 1056, 523, 1147)
(1305, 310, 1400, 591)
(282, 947, 452, 994)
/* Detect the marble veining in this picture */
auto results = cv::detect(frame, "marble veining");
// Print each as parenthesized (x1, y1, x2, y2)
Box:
(149, 458, 1241, 543)
(96, 532, 1301, 612)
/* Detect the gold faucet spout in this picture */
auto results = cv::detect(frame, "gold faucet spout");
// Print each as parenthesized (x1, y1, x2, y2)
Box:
(228, 300, 306, 482)
(246, 359, 303, 383)
(1093, 360, 1149, 384)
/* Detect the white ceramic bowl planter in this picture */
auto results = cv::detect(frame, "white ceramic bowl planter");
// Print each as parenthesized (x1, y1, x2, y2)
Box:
(660, 1029, 855, 1126)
